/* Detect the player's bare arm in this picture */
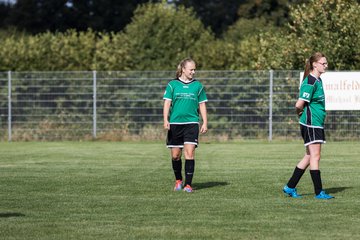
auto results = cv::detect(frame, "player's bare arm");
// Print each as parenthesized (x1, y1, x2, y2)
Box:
(163, 100, 171, 130)
(295, 99, 305, 116)
(199, 102, 207, 134)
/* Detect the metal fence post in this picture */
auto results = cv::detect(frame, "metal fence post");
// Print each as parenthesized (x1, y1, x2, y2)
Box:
(7, 71, 12, 142)
(93, 70, 97, 139)
(268, 70, 273, 141)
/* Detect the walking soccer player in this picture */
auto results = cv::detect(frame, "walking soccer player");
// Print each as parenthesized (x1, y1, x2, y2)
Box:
(283, 52, 334, 200)
(163, 58, 208, 193)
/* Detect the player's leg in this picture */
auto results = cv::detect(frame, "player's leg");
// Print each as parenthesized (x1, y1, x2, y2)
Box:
(285, 150, 310, 189)
(297, 146, 311, 170)
(283, 125, 310, 198)
(171, 147, 183, 191)
(167, 124, 184, 191)
(308, 128, 333, 199)
(283, 158, 307, 198)
(183, 144, 196, 192)
(182, 124, 199, 192)
(308, 143, 324, 195)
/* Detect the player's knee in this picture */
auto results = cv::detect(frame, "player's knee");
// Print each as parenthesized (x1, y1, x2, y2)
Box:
(171, 152, 181, 160)
(184, 153, 194, 159)
(312, 152, 321, 160)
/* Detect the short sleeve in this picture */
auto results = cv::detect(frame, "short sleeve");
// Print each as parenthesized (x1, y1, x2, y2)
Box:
(198, 85, 208, 103)
(299, 83, 314, 102)
(163, 83, 173, 100)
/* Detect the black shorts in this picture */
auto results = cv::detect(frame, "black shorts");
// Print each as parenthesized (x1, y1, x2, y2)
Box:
(300, 124, 326, 146)
(166, 124, 199, 148)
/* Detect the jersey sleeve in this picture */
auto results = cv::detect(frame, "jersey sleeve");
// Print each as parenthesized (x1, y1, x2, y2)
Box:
(163, 83, 173, 101)
(298, 83, 314, 102)
(198, 85, 208, 103)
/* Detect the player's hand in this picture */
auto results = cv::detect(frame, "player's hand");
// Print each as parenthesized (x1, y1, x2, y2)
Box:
(200, 124, 208, 134)
(163, 121, 170, 130)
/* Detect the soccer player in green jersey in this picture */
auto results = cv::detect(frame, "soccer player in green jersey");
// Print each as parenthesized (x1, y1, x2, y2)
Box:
(163, 58, 208, 193)
(283, 52, 334, 199)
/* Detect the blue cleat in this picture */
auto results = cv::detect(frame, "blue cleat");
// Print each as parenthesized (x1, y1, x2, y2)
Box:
(283, 185, 302, 198)
(315, 190, 334, 200)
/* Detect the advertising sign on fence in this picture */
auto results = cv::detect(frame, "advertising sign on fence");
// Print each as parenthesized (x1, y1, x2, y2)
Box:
(300, 72, 360, 110)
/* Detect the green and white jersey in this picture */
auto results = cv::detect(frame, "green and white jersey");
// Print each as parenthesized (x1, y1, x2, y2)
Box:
(298, 74, 326, 128)
(163, 79, 208, 124)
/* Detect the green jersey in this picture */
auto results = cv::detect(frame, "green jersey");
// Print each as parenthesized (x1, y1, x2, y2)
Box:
(163, 79, 208, 124)
(298, 74, 326, 128)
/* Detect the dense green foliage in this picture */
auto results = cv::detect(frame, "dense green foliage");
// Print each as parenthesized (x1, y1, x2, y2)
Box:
(254, 0, 360, 70)
(0, 0, 359, 71)
(1, 141, 360, 239)
(0, 29, 97, 71)
(115, 3, 215, 71)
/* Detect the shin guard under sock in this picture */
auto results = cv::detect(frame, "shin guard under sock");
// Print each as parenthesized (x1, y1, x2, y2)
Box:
(310, 170, 323, 195)
(287, 167, 305, 188)
(185, 159, 195, 186)
(172, 158, 182, 181)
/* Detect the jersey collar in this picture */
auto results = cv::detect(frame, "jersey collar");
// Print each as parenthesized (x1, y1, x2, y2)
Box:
(309, 73, 321, 81)
(176, 78, 196, 84)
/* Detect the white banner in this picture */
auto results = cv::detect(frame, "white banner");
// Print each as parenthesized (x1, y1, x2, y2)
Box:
(300, 72, 360, 110)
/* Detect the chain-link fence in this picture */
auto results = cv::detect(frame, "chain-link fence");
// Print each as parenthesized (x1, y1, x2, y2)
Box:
(0, 71, 359, 141)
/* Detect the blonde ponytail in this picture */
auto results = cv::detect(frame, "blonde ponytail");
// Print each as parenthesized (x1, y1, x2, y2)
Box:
(176, 58, 195, 79)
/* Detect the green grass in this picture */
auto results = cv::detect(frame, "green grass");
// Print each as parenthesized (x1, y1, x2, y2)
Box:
(0, 141, 360, 240)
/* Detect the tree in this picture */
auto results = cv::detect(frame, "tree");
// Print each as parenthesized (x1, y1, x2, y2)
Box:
(237, 0, 309, 26)
(254, 0, 360, 70)
(173, 0, 310, 36)
(224, 17, 271, 42)
(288, 0, 360, 70)
(0, 2, 12, 28)
(3, 0, 153, 34)
(65, 0, 151, 32)
(174, 0, 245, 36)
(0, 29, 97, 71)
(119, 1, 215, 70)
(5, 0, 70, 33)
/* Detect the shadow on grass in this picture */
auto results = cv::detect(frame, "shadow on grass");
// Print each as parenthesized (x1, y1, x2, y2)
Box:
(0, 212, 25, 218)
(301, 186, 352, 196)
(326, 186, 352, 194)
(193, 181, 228, 190)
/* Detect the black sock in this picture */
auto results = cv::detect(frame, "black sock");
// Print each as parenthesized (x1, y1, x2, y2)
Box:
(185, 159, 195, 186)
(172, 158, 182, 181)
(287, 167, 305, 188)
(310, 170, 323, 195)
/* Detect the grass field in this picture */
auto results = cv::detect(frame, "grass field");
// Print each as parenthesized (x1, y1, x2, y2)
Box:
(0, 141, 359, 239)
